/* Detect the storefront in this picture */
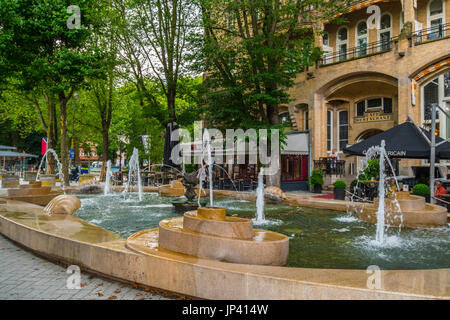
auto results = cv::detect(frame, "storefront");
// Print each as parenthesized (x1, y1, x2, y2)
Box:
(280, 132, 310, 191)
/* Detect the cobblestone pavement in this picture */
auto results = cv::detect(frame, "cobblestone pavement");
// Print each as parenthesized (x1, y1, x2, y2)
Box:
(0, 234, 178, 300)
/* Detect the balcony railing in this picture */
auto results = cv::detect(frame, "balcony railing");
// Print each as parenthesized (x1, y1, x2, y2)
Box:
(413, 23, 450, 44)
(320, 37, 397, 66)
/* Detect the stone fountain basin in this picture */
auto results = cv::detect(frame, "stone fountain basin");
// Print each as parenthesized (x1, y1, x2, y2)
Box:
(183, 210, 253, 239)
(0, 197, 449, 299)
(156, 217, 289, 266)
(7, 186, 51, 197)
(360, 192, 447, 228)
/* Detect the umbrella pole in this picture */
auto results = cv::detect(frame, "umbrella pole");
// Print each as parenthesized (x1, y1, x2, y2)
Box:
(430, 103, 437, 204)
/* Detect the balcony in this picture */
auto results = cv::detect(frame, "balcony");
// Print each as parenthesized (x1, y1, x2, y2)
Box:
(320, 37, 397, 66)
(413, 23, 450, 45)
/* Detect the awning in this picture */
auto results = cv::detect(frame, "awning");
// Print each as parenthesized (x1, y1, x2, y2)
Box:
(281, 132, 309, 155)
(343, 120, 450, 159)
(0, 151, 38, 158)
(0, 145, 17, 150)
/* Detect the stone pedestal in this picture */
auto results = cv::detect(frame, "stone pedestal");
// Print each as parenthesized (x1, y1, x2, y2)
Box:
(23, 171, 38, 182)
(40, 174, 56, 186)
(1, 174, 20, 188)
(150, 207, 289, 266)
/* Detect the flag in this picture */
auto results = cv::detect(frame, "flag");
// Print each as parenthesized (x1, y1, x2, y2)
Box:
(41, 138, 47, 155)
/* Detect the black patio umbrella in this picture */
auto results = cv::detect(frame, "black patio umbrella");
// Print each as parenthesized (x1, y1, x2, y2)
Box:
(343, 121, 450, 159)
(162, 122, 180, 169)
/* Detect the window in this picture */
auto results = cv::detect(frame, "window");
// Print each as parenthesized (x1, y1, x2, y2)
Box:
(355, 97, 394, 115)
(379, 14, 392, 51)
(338, 111, 348, 151)
(356, 21, 368, 57)
(356, 101, 365, 117)
(279, 112, 291, 126)
(445, 72, 450, 97)
(367, 98, 383, 109)
(428, 0, 445, 40)
(421, 71, 450, 141)
(327, 110, 333, 151)
(303, 110, 309, 130)
(383, 98, 393, 114)
(322, 33, 329, 46)
(424, 79, 439, 120)
(337, 27, 348, 61)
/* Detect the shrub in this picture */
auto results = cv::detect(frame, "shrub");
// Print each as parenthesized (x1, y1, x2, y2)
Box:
(308, 169, 324, 187)
(411, 184, 430, 196)
(358, 159, 380, 181)
(333, 180, 347, 189)
(350, 179, 358, 188)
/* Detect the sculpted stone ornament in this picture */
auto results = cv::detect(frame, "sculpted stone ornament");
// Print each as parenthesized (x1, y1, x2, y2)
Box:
(43, 195, 81, 216)
(264, 186, 287, 203)
(182, 172, 199, 201)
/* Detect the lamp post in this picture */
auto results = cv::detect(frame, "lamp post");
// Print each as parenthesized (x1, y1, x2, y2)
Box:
(118, 132, 124, 184)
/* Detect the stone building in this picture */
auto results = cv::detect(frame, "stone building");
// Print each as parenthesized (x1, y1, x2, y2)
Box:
(285, 0, 450, 186)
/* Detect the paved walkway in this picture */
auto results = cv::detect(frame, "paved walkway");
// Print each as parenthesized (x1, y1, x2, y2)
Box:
(0, 234, 178, 300)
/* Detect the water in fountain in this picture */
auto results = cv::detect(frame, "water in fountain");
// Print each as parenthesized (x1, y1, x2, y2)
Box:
(123, 148, 142, 201)
(376, 140, 387, 243)
(104, 160, 112, 195)
(349, 139, 402, 244)
(203, 129, 214, 207)
(255, 167, 266, 224)
(36, 148, 65, 193)
(212, 164, 239, 192)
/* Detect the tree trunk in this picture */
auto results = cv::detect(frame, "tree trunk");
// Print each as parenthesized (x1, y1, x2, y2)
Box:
(167, 88, 177, 123)
(100, 128, 109, 182)
(46, 96, 57, 174)
(59, 92, 70, 187)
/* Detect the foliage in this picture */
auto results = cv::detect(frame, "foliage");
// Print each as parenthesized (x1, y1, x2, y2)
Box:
(333, 180, 347, 189)
(358, 159, 380, 181)
(350, 179, 358, 189)
(412, 184, 430, 196)
(308, 169, 324, 187)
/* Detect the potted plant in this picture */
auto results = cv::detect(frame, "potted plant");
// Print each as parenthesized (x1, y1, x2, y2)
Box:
(333, 180, 347, 200)
(411, 184, 430, 203)
(308, 169, 324, 193)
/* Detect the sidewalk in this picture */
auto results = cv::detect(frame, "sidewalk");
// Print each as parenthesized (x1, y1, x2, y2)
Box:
(0, 234, 178, 300)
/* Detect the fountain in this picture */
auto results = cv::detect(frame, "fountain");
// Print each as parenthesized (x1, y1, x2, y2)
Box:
(0, 181, 62, 206)
(255, 168, 266, 224)
(171, 172, 207, 213)
(354, 140, 447, 235)
(203, 129, 214, 207)
(36, 148, 63, 190)
(104, 160, 112, 195)
(122, 147, 142, 201)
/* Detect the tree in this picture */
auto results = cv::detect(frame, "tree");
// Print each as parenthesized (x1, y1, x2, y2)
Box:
(0, 0, 109, 185)
(113, 0, 199, 124)
(192, 0, 350, 185)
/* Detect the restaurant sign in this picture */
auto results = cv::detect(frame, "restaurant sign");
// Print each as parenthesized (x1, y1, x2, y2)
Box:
(355, 111, 392, 123)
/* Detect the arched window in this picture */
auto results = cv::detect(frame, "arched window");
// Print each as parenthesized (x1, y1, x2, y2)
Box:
(378, 14, 392, 51)
(337, 27, 348, 61)
(422, 70, 450, 139)
(356, 21, 368, 57)
(428, 0, 445, 40)
(338, 110, 349, 151)
(327, 110, 333, 151)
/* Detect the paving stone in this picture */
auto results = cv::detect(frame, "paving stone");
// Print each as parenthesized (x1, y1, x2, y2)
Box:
(0, 234, 176, 300)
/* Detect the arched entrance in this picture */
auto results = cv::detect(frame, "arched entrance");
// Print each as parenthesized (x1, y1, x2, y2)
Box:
(356, 129, 384, 143)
